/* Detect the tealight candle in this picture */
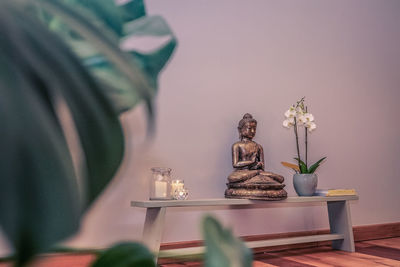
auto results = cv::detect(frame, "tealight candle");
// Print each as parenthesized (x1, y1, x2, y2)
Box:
(171, 180, 184, 194)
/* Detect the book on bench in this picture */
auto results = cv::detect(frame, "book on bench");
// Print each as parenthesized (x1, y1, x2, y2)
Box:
(314, 189, 357, 196)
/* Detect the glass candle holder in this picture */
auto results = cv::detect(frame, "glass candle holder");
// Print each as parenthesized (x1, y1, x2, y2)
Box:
(150, 167, 172, 200)
(173, 187, 189, 200)
(171, 179, 184, 195)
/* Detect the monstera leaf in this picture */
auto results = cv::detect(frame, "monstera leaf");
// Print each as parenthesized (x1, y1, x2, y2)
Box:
(33, 0, 177, 116)
(0, 0, 176, 265)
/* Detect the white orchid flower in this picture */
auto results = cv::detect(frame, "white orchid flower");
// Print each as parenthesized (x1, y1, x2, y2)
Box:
(297, 115, 306, 125)
(296, 106, 304, 116)
(283, 117, 295, 128)
(303, 113, 314, 122)
(284, 106, 296, 118)
(305, 122, 317, 132)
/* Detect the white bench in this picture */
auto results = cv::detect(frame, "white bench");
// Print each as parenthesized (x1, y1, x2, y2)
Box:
(131, 196, 358, 259)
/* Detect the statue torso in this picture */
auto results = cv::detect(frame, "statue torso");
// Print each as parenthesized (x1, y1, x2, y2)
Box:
(236, 141, 260, 163)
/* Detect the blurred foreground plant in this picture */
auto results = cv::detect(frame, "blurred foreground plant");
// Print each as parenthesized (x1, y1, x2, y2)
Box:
(203, 216, 253, 267)
(0, 0, 175, 265)
(91, 215, 253, 267)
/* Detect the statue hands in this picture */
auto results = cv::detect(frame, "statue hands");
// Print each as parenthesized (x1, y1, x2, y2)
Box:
(255, 161, 264, 170)
(249, 155, 264, 170)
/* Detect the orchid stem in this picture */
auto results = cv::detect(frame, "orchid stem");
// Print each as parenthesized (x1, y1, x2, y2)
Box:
(305, 106, 308, 167)
(305, 127, 308, 167)
(294, 117, 301, 167)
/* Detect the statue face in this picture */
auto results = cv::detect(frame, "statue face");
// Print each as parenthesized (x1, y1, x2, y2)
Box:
(241, 122, 257, 139)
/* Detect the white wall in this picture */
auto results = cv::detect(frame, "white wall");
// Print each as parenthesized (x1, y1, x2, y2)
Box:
(64, 0, 400, 248)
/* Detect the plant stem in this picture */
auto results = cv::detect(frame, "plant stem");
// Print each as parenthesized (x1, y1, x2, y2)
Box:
(305, 106, 308, 166)
(305, 126, 308, 166)
(294, 117, 301, 166)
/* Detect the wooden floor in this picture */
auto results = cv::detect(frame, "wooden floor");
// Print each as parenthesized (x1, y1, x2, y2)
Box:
(0, 237, 399, 266)
(159, 237, 400, 267)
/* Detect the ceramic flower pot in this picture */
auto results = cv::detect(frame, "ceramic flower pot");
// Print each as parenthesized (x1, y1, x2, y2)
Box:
(293, 173, 317, 196)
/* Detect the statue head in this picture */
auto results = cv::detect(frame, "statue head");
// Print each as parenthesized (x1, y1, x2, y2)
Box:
(238, 113, 257, 140)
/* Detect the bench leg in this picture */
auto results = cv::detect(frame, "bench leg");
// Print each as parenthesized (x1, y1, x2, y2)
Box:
(142, 207, 167, 261)
(327, 200, 355, 252)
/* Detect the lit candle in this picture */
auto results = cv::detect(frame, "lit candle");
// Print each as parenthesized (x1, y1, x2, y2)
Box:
(171, 180, 184, 195)
(154, 180, 167, 198)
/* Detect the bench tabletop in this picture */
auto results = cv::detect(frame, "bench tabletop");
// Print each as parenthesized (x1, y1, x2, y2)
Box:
(131, 195, 358, 208)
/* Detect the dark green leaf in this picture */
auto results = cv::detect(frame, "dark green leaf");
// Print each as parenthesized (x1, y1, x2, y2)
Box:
(0, 1, 123, 264)
(15, 2, 124, 204)
(91, 242, 155, 267)
(118, 0, 146, 24)
(308, 157, 327, 173)
(0, 0, 177, 264)
(294, 158, 308, 174)
(55, 0, 146, 37)
(203, 215, 252, 267)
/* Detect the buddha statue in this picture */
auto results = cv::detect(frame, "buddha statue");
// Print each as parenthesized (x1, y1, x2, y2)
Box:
(225, 113, 287, 200)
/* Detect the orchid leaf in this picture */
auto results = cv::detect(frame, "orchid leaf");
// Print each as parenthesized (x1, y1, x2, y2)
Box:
(308, 157, 327, 174)
(203, 215, 253, 267)
(294, 158, 308, 173)
(281, 161, 300, 172)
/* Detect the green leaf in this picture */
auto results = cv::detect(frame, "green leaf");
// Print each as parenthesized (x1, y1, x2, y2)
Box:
(202, 215, 253, 267)
(31, 0, 153, 110)
(0, 1, 123, 264)
(294, 158, 309, 173)
(63, 0, 127, 36)
(91, 242, 155, 267)
(308, 157, 327, 173)
(123, 15, 177, 82)
(33, 0, 177, 118)
(85, 17, 178, 115)
(119, 0, 146, 23)
(54, 0, 146, 37)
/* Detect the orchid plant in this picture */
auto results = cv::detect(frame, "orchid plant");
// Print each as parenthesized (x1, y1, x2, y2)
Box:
(282, 97, 326, 174)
